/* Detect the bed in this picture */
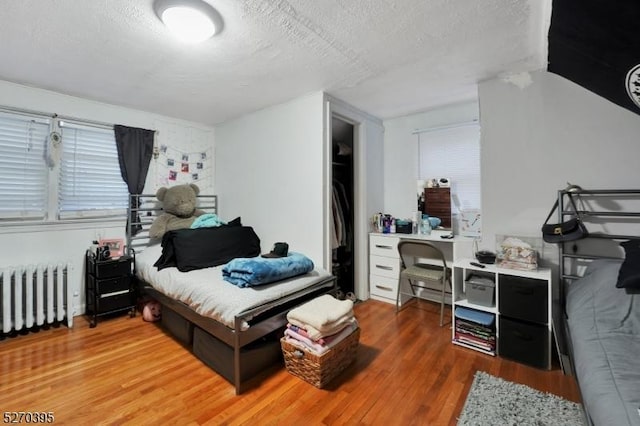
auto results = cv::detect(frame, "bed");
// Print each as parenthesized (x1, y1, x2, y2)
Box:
(557, 188, 640, 426)
(126, 194, 337, 394)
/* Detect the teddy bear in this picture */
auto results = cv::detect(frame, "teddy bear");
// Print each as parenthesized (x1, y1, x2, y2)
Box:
(149, 183, 205, 239)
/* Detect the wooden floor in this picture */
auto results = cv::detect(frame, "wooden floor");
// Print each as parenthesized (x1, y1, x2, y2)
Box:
(0, 299, 581, 425)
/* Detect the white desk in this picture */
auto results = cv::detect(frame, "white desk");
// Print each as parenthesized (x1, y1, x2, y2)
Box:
(368, 232, 474, 305)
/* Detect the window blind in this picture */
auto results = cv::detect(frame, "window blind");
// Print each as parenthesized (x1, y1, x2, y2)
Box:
(418, 124, 481, 212)
(0, 113, 50, 219)
(58, 122, 128, 219)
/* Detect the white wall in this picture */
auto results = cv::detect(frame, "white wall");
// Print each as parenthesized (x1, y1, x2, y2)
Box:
(382, 101, 480, 220)
(479, 70, 640, 263)
(0, 80, 214, 318)
(215, 92, 326, 265)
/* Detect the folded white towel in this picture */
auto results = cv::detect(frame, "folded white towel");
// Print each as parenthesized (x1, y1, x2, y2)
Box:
(287, 294, 353, 332)
(288, 312, 354, 340)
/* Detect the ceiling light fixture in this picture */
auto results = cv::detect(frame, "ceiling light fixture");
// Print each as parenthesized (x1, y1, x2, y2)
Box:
(154, 0, 224, 43)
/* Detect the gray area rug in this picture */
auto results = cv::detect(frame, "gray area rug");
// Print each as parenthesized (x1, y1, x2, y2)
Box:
(458, 371, 584, 426)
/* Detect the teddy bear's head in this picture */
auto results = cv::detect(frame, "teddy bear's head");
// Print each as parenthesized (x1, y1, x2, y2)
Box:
(156, 183, 200, 218)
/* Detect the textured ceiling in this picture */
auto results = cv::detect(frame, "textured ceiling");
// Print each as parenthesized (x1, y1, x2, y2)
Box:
(0, 0, 551, 126)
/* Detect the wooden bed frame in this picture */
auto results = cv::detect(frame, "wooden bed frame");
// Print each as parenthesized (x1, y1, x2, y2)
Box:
(126, 194, 337, 394)
(555, 188, 640, 425)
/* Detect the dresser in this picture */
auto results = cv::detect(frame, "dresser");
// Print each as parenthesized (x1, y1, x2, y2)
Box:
(368, 232, 473, 305)
(424, 188, 452, 229)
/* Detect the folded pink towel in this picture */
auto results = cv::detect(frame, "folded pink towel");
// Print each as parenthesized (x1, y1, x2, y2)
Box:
(287, 323, 325, 345)
(284, 319, 358, 356)
(284, 328, 328, 355)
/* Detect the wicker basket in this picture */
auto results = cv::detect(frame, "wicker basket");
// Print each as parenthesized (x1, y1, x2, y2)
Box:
(281, 327, 360, 388)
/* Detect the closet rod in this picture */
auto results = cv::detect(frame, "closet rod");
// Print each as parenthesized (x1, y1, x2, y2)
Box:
(412, 119, 479, 135)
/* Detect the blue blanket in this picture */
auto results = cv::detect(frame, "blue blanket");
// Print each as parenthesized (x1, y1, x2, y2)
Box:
(222, 252, 314, 287)
(191, 213, 225, 228)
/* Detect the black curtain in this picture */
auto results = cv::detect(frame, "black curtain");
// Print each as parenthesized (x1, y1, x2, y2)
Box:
(547, 0, 640, 115)
(114, 125, 154, 236)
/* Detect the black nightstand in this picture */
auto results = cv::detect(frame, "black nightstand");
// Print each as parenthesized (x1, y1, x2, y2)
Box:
(85, 251, 135, 328)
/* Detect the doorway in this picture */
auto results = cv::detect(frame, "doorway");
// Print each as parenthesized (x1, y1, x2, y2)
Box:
(331, 116, 355, 295)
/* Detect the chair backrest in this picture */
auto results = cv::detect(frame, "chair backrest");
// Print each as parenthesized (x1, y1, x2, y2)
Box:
(397, 240, 448, 270)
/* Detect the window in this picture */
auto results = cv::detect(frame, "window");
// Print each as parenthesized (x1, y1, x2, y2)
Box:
(418, 123, 481, 212)
(59, 121, 128, 219)
(0, 112, 50, 219)
(0, 109, 128, 222)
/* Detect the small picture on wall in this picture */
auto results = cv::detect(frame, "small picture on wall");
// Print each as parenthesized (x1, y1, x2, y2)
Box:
(200, 152, 207, 160)
(181, 163, 189, 173)
(167, 158, 174, 167)
(196, 162, 203, 170)
(182, 154, 189, 162)
(192, 173, 199, 180)
(168, 170, 177, 181)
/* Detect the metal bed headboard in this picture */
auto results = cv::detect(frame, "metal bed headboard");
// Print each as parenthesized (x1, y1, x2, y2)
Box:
(126, 193, 218, 256)
(557, 188, 640, 305)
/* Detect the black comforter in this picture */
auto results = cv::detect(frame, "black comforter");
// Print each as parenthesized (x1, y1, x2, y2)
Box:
(154, 226, 261, 272)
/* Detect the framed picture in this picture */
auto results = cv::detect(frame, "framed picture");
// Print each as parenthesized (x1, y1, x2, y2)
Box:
(460, 209, 482, 237)
(99, 238, 125, 259)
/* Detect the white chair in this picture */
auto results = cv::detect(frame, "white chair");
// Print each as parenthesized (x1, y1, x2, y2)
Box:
(396, 240, 451, 326)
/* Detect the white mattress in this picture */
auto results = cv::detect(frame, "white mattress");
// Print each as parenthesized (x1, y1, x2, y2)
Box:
(135, 244, 332, 330)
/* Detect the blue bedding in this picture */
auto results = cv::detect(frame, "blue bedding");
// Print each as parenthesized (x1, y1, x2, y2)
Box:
(190, 213, 225, 228)
(222, 252, 314, 288)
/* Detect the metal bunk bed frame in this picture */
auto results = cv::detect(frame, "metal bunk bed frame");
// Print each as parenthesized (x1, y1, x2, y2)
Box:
(558, 188, 640, 310)
(555, 188, 640, 425)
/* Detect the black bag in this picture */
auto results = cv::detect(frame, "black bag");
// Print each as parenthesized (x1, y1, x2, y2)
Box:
(541, 193, 588, 243)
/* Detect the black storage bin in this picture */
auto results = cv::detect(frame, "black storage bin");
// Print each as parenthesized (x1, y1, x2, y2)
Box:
(498, 317, 550, 369)
(498, 275, 547, 324)
(395, 221, 413, 234)
(96, 291, 135, 313)
(90, 275, 131, 295)
(161, 306, 194, 346)
(193, 326, 283, 384)
(89, 255, 132, 279)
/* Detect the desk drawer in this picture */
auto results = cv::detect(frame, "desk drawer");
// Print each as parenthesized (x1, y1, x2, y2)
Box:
(370, 255, 399, 278)
(369, 274, 398, 299)
(370, 235, 400, 258)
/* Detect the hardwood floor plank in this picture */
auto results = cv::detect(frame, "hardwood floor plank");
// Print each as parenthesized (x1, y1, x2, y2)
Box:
(0, 299, 580, 425)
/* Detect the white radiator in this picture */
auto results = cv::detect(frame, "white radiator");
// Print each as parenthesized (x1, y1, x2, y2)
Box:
(0, 263, 73, 334)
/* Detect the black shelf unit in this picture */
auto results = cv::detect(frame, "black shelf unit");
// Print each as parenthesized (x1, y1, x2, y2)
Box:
(85, 251, 135, 328)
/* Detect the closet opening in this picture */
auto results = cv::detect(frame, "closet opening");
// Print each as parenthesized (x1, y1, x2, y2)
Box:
(331, 116, 355, 297)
